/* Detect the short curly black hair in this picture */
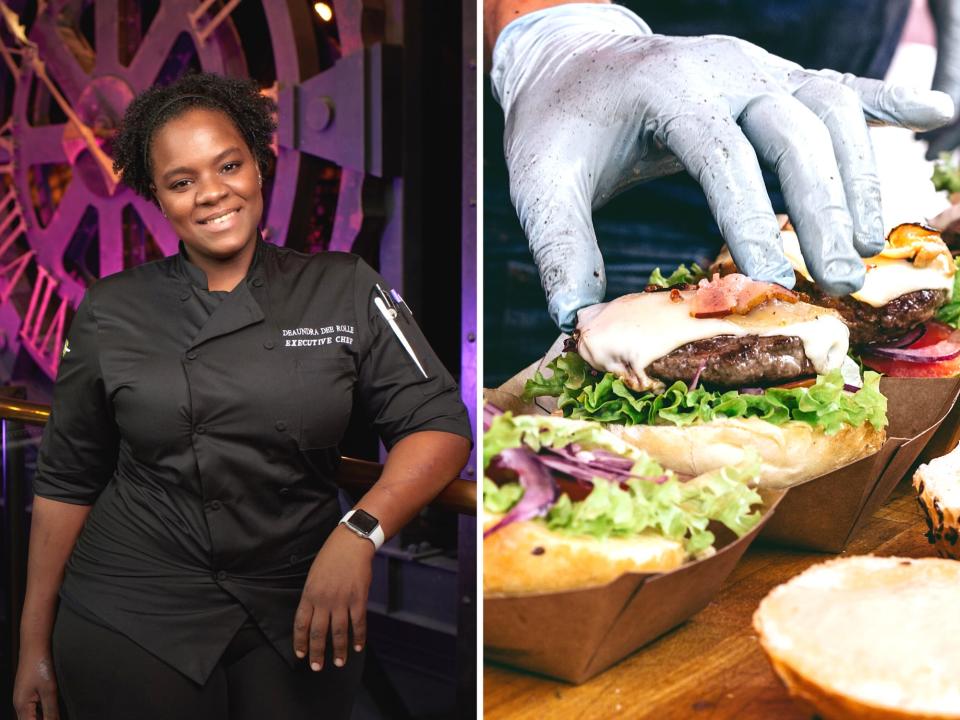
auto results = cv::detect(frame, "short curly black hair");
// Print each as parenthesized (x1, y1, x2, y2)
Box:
(112, 72, 276, 200)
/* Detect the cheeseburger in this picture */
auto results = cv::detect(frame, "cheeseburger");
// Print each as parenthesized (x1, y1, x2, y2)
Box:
(524, 273, 888, 487)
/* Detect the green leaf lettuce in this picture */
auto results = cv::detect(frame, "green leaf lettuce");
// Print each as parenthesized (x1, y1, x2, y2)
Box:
(482, 412, 763, 555)
(935, 255, 960, 328)
(932, 152, 960, 194)
(522, 353, 887, 435)
(647, 263, 707, 288)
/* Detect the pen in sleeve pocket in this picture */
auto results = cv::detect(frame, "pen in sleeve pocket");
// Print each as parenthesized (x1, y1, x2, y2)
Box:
(373, 296, 428, 378)
(389, 288, 412, 315)
(374, 284, 397, 317)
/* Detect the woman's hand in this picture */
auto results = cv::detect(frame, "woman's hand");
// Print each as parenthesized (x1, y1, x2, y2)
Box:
(12, 643, 59, 720)
(291, 431, 469, 670)
(293, 525, 375, 671)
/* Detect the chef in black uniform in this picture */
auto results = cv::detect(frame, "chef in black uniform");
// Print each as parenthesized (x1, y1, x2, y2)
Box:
(12, 73, 472, 720)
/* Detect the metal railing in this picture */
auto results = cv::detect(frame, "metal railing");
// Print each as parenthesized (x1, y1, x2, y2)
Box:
(0, 397, 477, 513)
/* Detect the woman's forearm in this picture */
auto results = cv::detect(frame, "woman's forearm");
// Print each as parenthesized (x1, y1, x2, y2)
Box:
(19, 497, 91, 645)
(352, 430, 471, 538)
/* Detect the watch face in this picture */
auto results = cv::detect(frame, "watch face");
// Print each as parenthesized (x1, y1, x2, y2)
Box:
(349, 509, 379, 535)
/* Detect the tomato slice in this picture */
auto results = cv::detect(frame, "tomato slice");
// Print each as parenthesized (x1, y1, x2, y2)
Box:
(912, 321, 955, 348)
(861, 322, 960, 377)
(861, 354, 960, 377)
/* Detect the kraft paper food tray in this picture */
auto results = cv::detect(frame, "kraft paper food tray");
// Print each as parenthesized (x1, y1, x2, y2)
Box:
(492, 341, 960, 553)
(483, 489, 785, 684)
(758, 376, 960, 551)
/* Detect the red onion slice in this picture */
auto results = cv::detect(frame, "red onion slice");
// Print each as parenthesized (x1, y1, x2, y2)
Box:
(484, 403, 505, 430)
(864, 325, 925, 350)
(689, 359, 707, 391)
(863, 338, 960, 363)
(483, 447, 557, 538)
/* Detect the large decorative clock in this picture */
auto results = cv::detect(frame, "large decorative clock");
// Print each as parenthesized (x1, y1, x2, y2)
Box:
(0, 0, 393, 380)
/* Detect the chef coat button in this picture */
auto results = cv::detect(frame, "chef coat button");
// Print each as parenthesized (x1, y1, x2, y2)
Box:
(210, 500, 222, 511)
(289, 554, 298, 564)
(179, 292, 190, 302)
(186, 351, 198, 360)
(195, 424, 206, 434)
(278, 487, 290, 497)
(275, 420, 287, 432)
(264, 340, 275, 350)
(216, 570, 228, 581)
(252, 277, 264, 287)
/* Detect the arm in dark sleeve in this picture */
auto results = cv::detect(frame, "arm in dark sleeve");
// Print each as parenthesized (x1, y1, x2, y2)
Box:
(353, 259, 473, 449)
(33, 291, 120, 505)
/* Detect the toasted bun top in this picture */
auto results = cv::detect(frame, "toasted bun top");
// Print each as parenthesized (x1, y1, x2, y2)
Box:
(576, 290, 848, 393)
(754, 556, 960, 717)
(483, 512, 686, 596)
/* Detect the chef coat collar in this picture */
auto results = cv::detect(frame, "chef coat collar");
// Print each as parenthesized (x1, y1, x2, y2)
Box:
(175, 233, 266, 291)
(175, 234, 269, 350)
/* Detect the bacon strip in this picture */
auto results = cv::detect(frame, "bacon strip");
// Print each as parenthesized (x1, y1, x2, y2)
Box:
(690, 273, 798, 319)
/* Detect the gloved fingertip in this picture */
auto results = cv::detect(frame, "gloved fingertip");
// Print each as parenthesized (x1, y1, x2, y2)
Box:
(550, 289, 600, 333)
(552, 305, 579, 335)
(819, 259, 866, 296)
(854, 217, 885, 257)
(897, 88, 956, 130)
(742, 259, 796, 290)
(929, 90, 956, 125)
(771, 268, 796, 290)
(854, 233, 885, 258)
(554, 314, 576, 335)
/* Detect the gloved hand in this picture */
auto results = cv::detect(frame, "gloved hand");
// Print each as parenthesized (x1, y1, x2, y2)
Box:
(491, 4, 955, 331)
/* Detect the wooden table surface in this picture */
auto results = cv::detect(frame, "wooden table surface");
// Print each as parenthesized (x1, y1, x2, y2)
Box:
(483, 477, 938, 720)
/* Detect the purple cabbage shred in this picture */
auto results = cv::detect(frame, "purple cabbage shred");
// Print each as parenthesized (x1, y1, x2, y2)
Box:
(483, 447, 557, 538)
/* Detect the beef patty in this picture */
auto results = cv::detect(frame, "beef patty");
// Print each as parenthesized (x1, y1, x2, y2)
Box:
(646, 335, 814, 389)
(795, 278, 948, 346)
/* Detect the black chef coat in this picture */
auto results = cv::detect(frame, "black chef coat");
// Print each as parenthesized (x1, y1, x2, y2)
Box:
(32, 237, 472, 684)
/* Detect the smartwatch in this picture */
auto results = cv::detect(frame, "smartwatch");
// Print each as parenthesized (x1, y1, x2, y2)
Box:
(339, 509, 385, 551)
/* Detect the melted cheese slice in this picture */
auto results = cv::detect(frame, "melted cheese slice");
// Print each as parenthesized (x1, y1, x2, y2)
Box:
(781, 230, 954, 308)
(576, 292, 849, 392)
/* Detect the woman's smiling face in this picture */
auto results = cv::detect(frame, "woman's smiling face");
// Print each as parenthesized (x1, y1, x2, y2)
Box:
(150, 107, 263, 266)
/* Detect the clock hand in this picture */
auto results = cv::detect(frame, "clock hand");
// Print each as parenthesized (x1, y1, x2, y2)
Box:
(0, 1, 121, 196)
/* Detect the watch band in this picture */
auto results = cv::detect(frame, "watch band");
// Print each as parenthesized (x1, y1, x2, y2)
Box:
(339, 509, 385, 551)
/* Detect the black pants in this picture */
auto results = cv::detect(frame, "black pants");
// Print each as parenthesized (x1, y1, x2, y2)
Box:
(52, 603, 364, 720)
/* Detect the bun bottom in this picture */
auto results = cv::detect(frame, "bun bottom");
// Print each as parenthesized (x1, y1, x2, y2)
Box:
(607, 418, 885, 488)
(761, 653, 937, 720)
(483, 514, 686, 596)
(754, 557, 960, 720)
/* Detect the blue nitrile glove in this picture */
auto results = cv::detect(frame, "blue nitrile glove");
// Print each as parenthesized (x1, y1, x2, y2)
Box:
(491, 3, 955, 332)
(922, 0, 960, 159)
